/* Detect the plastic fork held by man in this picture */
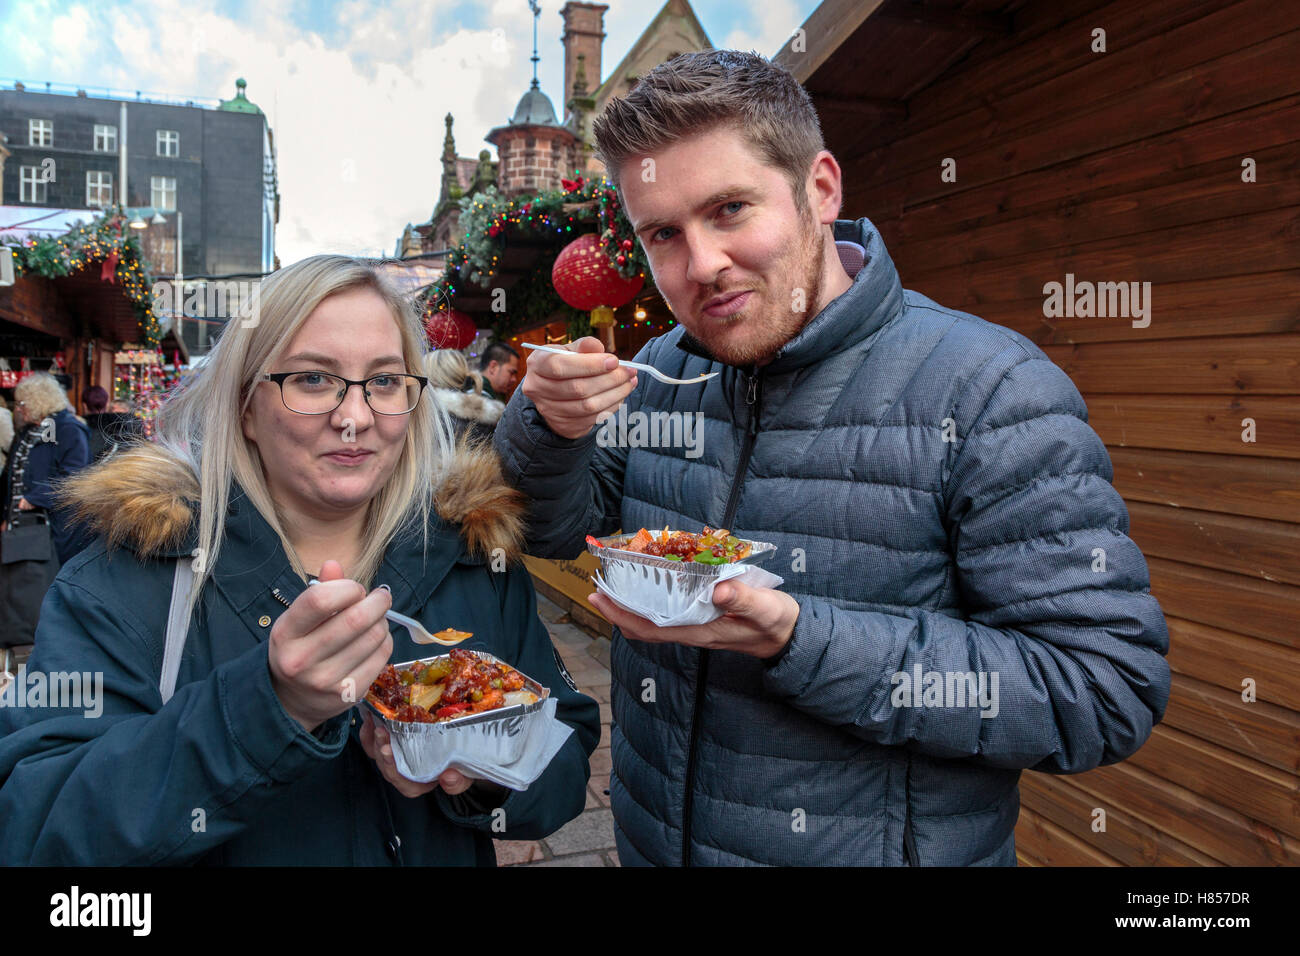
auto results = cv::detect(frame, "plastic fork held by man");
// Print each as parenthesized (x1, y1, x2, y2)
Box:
(518, 337, 640, 440)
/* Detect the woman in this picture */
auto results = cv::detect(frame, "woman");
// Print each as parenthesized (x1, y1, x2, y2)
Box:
(0, 256, 598, 865)
(82, 384, 144, 462)
(423, 348, 505, 444)
(0, 372, 91, 646)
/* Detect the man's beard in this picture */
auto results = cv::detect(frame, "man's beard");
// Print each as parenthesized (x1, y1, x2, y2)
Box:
(684, 211, 826, 368)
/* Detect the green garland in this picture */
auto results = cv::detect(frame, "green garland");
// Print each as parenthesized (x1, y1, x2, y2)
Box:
(2, 206, 159, 346)
(422, 173, 654, 341)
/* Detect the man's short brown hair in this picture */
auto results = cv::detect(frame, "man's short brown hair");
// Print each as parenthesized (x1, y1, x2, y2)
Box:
(593, 50, 826, 211)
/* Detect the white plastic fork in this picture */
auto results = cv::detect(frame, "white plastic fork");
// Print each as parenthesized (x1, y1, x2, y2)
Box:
(385, 609, 474, 647)
(520, 342, 718, 386)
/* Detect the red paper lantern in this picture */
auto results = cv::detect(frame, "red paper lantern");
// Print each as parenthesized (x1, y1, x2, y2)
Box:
(551, 234, 644, 327)
(424, 307, 478, 350)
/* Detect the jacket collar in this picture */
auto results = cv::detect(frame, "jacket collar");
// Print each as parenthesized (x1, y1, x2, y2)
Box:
(211, 486, 465, 615)
(675, 216, 905, 374)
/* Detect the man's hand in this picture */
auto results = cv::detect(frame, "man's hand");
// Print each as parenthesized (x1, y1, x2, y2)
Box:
(359, 709, 475, 798)
(588, 581, 800, 659)
(16, 497, 33, 511)
(519, 336, 638, 439)
(268, 560, 393, 734)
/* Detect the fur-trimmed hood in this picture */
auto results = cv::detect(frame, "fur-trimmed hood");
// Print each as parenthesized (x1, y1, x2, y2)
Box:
(60, 439, 525, 563)
(430, 387, 505, 426)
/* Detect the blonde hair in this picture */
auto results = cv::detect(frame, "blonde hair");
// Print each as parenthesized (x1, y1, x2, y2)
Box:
(153, 255, 455, 621)
(14, 372, 71, 422)
(423, 349, 485, 394)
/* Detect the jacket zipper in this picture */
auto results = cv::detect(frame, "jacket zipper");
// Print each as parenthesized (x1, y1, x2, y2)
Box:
(903, 755, 919, 865)
(270, 587, 292, 607)
(681, 368, 763, 867)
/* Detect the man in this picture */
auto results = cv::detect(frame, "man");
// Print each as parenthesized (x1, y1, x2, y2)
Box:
(494, 50, 1170, 866)
(476, 342, 520, 401)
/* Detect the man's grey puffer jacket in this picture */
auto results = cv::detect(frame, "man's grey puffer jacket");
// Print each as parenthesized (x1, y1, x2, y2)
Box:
(494, 217, 1170, 866)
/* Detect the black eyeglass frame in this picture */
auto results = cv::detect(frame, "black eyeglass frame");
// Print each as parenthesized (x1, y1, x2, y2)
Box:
(261, 371, 429, 416)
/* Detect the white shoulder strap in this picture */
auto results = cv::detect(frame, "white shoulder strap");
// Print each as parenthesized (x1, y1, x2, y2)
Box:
(160, 558, 195, 704)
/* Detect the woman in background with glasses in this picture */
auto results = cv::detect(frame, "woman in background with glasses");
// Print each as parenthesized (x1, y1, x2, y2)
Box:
(0, 255, 598, 865)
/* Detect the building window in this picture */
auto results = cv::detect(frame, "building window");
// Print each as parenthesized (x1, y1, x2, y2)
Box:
(28, 119, 52, 146)
(94, 124, 118, 152)
(86, 170, 114, 208)
(151, 175, 177, 210)
(157, 129, 179, 157)
(20, 166, 48, 203)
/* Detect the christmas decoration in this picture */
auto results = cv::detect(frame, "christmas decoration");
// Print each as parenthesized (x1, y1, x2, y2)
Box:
(421, 173, 652, 342)
(424, 307, 478, 350)
(2, 206, 159, 345)
(552, 233, 644, 350)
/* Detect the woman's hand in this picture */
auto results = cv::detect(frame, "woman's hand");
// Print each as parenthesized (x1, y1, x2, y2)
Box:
(16, 497, 32, 511)
(359, 709, 475, 798)
(268, 560, 393, 734)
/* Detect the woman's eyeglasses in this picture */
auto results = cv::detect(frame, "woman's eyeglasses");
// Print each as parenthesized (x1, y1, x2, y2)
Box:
(261, 371, 427, 416)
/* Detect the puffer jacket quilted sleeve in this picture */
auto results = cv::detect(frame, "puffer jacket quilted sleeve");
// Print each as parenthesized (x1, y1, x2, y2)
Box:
(493, 371, 638, 557)
(762, 346, 1171, 774)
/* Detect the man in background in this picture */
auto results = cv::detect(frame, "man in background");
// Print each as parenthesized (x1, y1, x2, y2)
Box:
(476, 343, 520, 402)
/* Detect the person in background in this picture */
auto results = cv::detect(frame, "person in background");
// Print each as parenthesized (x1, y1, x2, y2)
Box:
(0, 395, 13, 474)
(82, 385, 144, 462)
(424, 349, 505, 443)
(476, 343, 520, 402)
(0, 373, 92, 647)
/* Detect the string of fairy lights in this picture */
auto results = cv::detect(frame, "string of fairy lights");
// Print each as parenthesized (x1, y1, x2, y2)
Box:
(4, 207, 159, 346)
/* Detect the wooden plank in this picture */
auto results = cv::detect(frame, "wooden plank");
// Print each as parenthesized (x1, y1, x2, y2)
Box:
(897, 143, 1300, 272)
(1015, 850, 1041, 866)
(1087, 394, 1300, 461)
(886, 96, 1300, 244)
(851, 14, 1300, 204)
(1127, 501, 1300, 585)
(1165, 616, 1300, 711)
(1127, 724, 1300, 840)
(1020, 772, 1222, 866)
(774, 0, 885, 83)
(1162, 672, 1300, 776)
(1014, 806, 1121, 866)
(1148, 557, 1300, 648)
(940, 271, 1300, 347)
(1072, 760, 1296, 865)
(904, 206, 1300, 305)
(1042, 334, 1300, 396)
(1111, 448, 1300, 524)
(902, 0, 1242, 144)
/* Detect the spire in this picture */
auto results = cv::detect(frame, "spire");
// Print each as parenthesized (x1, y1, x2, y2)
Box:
(529, 0, 542, 89)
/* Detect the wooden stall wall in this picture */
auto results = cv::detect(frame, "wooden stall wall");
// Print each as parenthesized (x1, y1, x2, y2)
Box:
(830, 0, 1300, 865)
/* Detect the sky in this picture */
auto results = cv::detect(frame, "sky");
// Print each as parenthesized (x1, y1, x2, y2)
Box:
(0, 0, 822, 264)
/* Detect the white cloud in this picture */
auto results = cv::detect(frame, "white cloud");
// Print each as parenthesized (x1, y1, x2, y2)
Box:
(5, 0, 808, 265)
(720, 0, 806, 57)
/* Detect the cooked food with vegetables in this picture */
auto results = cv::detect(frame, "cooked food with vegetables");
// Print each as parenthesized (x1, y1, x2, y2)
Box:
(366, 648, 537, 723)
(590, 526, 754, 564)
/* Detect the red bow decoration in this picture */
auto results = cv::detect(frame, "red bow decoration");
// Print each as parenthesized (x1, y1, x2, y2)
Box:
(560, 176, 585, 193)
(100, 250, 119, 284)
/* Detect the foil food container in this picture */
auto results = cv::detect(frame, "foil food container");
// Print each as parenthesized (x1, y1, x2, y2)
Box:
(586, 532, 785, 627)
(366, 652, 570, 790)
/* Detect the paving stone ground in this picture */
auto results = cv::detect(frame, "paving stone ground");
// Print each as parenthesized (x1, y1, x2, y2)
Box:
(493, 593, 619, 867)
